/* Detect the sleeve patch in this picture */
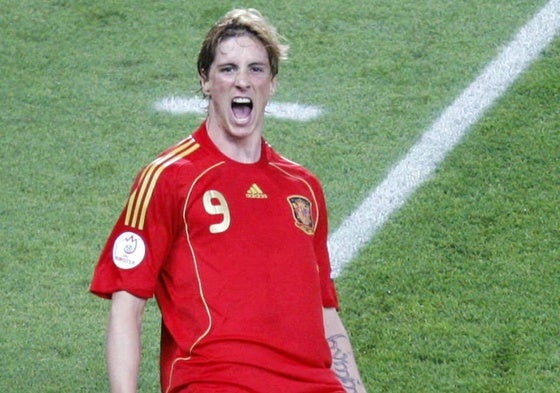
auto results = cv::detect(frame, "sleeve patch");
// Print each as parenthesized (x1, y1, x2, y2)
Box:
(112, 232, 146, 269)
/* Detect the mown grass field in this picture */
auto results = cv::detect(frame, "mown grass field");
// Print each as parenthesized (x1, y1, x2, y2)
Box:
(1, 0, 558, 392)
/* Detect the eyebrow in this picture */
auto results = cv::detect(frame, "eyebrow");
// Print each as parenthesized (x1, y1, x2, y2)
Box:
(215, 61, 270, 69)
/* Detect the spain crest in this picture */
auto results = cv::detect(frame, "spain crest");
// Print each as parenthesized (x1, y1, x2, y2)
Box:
(288, 196, 315, 235)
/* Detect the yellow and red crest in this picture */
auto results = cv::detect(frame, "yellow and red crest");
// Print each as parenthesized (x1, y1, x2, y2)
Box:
(288, 196, 314, 235)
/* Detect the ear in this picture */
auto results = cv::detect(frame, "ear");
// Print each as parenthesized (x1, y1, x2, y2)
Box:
(200, 71, 211, 96)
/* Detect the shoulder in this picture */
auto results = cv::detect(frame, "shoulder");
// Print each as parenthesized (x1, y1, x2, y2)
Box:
(140, 136, 200, 181)
(145, 123, 221, 177)
(157, 135, 201, 166)
(132, 128, 221, 194)
(266, 144, 324, 189)
(266, 143, 318, 178)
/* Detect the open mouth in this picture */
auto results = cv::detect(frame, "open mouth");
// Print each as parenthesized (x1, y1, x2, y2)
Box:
(232, 97, 253, 120)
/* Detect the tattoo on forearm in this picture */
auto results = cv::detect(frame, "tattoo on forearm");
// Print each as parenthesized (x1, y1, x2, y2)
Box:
(328, 333, 362, 392)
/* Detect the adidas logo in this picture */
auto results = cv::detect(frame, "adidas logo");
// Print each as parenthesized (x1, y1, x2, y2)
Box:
(246, 183, 268, 199)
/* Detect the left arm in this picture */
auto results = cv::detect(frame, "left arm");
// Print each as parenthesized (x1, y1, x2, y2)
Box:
(323, 307, 367, 393)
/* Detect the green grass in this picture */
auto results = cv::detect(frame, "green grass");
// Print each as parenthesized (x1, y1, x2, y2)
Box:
(337, 39, 560, 392)
(1, 0, 557, 391)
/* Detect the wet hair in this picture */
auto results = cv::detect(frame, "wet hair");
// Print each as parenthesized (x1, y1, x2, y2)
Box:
(197, 8, 289, 80)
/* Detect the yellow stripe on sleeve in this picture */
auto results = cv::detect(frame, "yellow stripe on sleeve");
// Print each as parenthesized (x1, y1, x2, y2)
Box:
(124, 138, 199, 229)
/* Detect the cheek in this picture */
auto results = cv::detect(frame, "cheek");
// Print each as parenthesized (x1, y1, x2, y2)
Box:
(206, 77, 231, 95)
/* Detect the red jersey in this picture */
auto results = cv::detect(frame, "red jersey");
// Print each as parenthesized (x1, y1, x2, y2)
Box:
(90, 123, 343, 393)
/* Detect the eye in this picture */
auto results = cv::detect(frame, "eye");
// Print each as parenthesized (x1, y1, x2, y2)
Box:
(219, 64, 236, 73)
(250, 65, 265, 73)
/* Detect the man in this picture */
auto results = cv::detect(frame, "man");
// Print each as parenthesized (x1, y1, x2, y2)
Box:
(91, 8, 366, 393)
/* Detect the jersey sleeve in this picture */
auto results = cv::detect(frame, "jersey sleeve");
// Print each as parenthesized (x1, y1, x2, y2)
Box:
(312, 177, 340, 309)
(90, 166, 180, 300)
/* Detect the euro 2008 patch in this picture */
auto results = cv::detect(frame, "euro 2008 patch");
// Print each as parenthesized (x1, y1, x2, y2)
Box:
(112, 232, 146, 269)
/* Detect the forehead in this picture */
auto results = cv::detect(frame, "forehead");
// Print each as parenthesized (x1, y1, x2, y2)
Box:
(215, 34, 269, 64)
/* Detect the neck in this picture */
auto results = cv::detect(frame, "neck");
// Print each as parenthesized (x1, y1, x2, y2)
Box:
(205, 119, 262, 163)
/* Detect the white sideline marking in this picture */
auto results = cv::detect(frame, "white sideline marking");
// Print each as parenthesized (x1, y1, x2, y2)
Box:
(154, 96, 323, 122)
(328, 0, 560, 278)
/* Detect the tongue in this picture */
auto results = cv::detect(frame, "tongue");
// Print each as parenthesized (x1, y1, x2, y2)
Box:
(232, 104, 251, 119)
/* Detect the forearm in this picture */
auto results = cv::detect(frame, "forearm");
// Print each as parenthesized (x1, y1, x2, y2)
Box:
(106, 291, 146, 393)
(323, 308, 367, 393)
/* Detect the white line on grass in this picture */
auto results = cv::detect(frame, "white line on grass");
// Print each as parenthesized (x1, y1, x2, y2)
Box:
(328, 0, 560, 278)
(154, 96, 323, 122)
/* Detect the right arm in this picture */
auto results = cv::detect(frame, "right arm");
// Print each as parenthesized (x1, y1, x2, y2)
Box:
(106, 290, 147, 393)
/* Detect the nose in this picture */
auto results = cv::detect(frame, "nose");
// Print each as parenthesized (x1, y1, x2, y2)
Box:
(234, 69, 251, 90)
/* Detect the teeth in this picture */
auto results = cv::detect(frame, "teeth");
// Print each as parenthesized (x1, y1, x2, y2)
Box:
(233, 97, 251, 104)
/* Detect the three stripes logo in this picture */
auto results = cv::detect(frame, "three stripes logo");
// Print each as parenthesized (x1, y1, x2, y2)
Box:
(124, 137, 200, 230)
(246, 183, 268, 199)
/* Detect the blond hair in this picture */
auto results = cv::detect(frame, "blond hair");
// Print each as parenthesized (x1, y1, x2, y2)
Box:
(197, 8, 289, 79)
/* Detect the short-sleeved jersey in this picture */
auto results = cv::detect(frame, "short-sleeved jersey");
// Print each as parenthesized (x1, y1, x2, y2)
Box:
(90, 123, 343, 393)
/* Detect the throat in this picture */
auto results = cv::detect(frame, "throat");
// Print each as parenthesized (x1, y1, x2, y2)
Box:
(205, 119, 263, 163)
(232, 104, 252, 119)
(223, 138, 262, 163)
